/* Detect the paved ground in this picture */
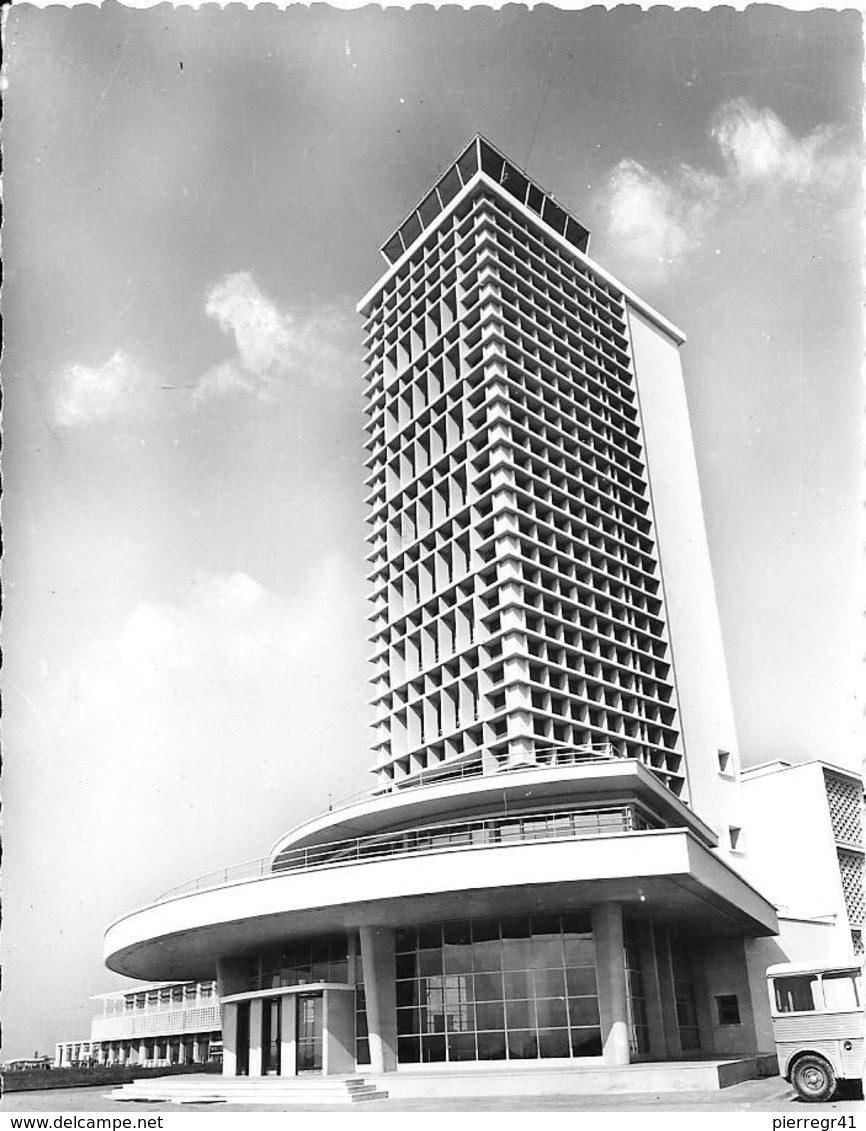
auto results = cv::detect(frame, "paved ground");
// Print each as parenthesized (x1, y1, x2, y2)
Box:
(1, 1078, 863, 1112)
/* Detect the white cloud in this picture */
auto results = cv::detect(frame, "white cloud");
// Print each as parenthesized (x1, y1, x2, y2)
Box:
(195, 271, 355, 402)
(606, 160, 720, 281)
(205, 272, 294, 377)
(712, 98, 853, 192)
(56, 565, 367, 728)
(195, 359, 258, 400)
(53, 351, 147, 428)
(47, 561, 370, 914)
(62, 572, 284, 709)
(602, 99, 856, 281)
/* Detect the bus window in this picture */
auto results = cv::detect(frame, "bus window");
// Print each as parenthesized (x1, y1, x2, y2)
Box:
(774, 974, 820, 1013)
(821, 971, 861, 1011)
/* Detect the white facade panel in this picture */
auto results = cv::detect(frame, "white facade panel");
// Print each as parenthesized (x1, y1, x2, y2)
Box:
(627, 304, 744, 853)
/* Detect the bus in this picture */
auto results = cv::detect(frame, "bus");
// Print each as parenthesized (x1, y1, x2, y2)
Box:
(767, 960, 864, 1102)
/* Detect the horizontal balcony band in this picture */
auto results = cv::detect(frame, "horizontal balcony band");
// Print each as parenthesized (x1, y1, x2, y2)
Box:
(156, 801, 652, 905)
(105, 832, 774, 983)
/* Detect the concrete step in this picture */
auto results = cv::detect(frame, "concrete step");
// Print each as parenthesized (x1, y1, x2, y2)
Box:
(109, 1074, 389, 1106)
(109, 1056, 776, 1105)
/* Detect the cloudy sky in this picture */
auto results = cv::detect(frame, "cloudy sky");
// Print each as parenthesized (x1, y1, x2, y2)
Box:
(3, 4, 862, 1060)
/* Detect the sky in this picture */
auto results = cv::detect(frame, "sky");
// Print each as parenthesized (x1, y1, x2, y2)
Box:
(3, 3, 862, 1061)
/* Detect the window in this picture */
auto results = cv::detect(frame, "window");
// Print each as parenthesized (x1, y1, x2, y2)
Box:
(774, 975, 820, 1013)
(715, 994, 741, 1026)
(717, 749, 733, 776)
(821, 971, 861, 1011)
(728, 826, 744, 852)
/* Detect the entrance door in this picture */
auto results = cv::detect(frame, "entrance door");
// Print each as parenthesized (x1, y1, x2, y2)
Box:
(262, 997, 282, 1075)
(296, 994, 324, 1073)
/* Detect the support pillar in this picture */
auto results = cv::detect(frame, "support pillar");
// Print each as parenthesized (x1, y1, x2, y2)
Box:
(689, 946, 715, 1054)
(323, 990, 356, 1075)
(592, 903, 630, 1066)
(216, 958, 250, 1077)
(248, 998, 264, 1077)
(637, 920, 668, 1060)
(138, 1040, 148, 1066)
(221, 1002, 238, 1077)
(358, 926, 398, 1073)
(654, 925, 684, 1058)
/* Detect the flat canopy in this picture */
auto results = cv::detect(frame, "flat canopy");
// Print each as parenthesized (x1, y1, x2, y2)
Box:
(105, 829, 778, 983)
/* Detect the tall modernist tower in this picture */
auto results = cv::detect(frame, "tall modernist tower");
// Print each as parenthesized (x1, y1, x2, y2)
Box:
(362, 137, 740, 836)
(104, 138, 782, 1088)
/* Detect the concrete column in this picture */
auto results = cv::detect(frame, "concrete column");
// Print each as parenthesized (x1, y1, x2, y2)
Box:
(592, 903, 630, 1066)
(222, 1001, 238, 1077)
(359, 926, 398, 1073)
(654, 925, 684, 1059)
(637, 920, 667, 1060)
(690, 946, 715, 1054)
(280, 994, 297, 1077)
(216, 958, 251, 997)
(248, 998, 264, 1077)
(323, 990, 356, 1075)
(216, 958, 250, 1077)
(138, 1040, 148, 1066)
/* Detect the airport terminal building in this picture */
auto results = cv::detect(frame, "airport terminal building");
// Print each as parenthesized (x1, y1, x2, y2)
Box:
(103, 137, 859, 1085)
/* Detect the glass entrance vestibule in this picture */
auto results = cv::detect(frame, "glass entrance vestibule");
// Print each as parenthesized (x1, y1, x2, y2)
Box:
(221, 986, 356, 1078)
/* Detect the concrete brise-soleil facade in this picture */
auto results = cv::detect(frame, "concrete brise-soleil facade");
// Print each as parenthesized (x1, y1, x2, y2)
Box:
(103, 136, 858, 1083)
(54, 981, 222, 1069)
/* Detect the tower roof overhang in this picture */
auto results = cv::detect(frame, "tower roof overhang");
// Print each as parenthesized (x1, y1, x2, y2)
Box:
(356, 134, 684, 346)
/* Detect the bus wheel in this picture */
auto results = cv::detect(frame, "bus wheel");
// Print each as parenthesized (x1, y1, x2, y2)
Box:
(791, 1055, 837, 1102)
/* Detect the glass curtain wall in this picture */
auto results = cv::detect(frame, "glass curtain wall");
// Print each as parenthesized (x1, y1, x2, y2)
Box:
(258, 937, 349, 988)
(395, 913, 601, 1064)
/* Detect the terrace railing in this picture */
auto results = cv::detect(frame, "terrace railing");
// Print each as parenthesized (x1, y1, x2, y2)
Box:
(320, 741, 624, 817)
(155, 797, 659, 904)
